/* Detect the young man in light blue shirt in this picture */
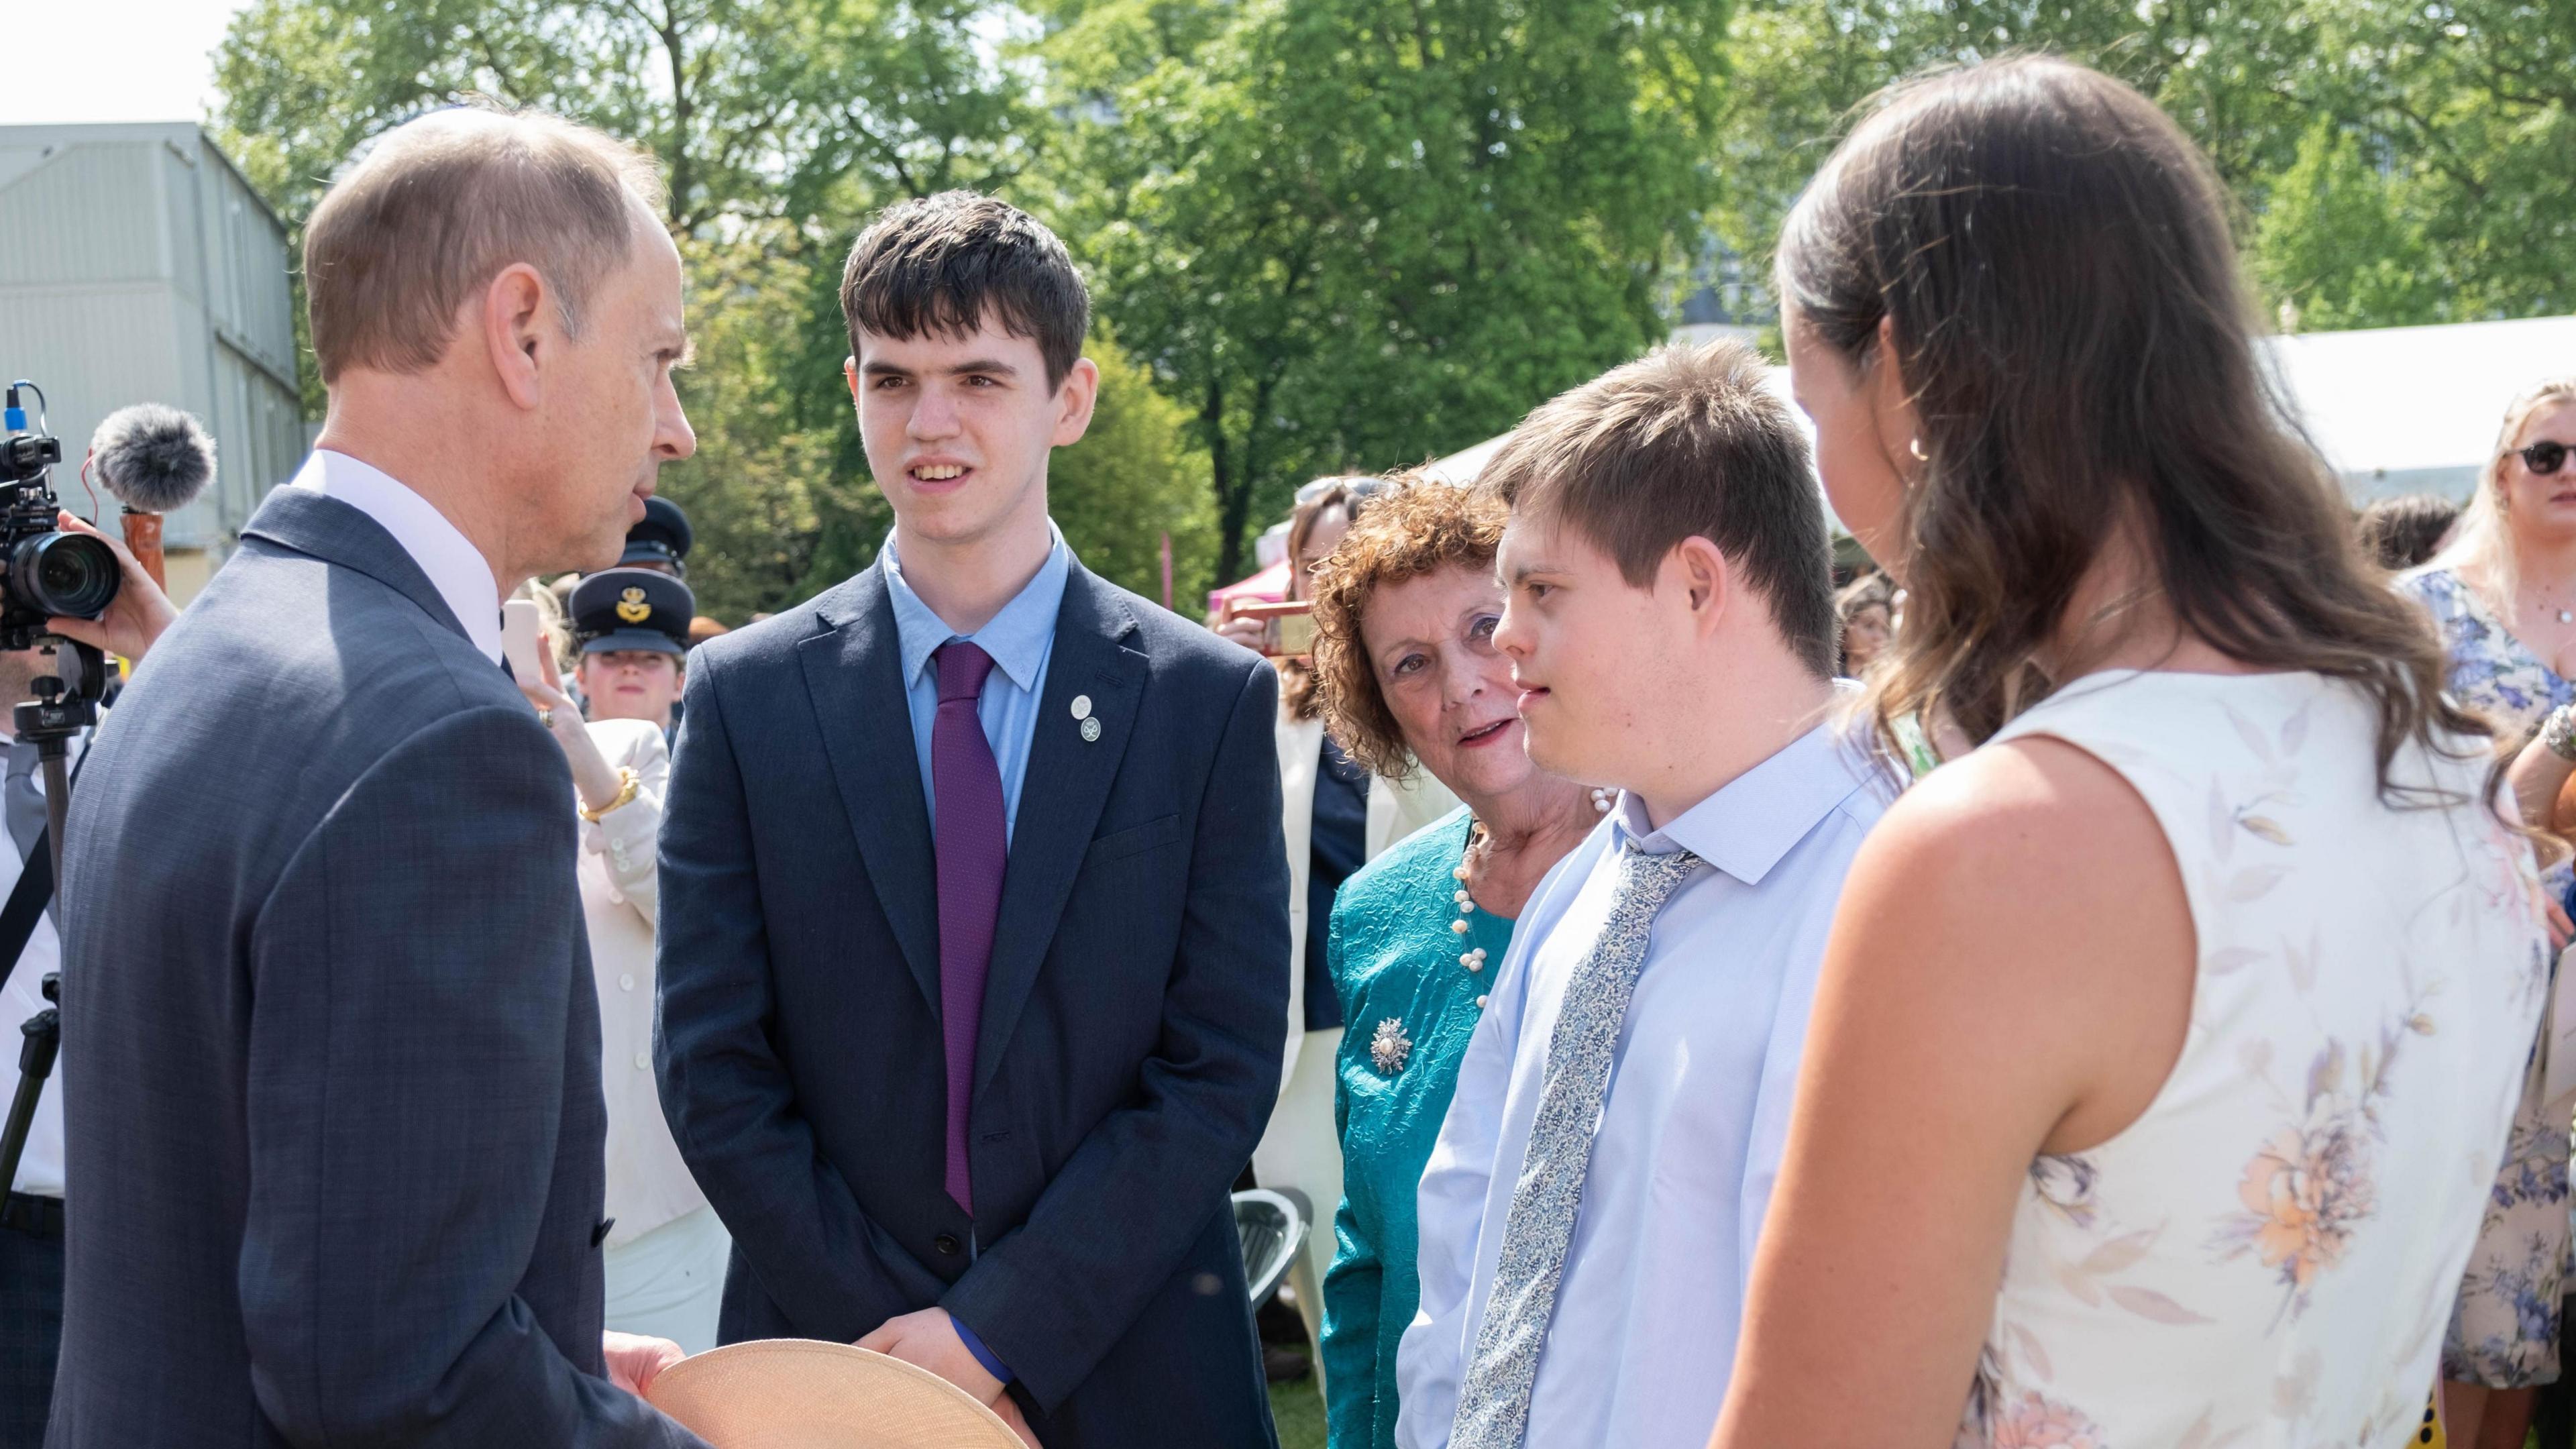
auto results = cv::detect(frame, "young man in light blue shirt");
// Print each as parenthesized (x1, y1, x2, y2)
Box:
(1395, 341, 1894, 1449)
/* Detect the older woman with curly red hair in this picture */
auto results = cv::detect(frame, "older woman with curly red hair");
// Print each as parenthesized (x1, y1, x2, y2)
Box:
(1302, 478, 1604, 1449)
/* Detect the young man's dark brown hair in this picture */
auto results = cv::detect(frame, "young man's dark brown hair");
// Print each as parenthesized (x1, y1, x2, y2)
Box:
(839, 190, 1090, 391)
(1479, 339, 1838, 677)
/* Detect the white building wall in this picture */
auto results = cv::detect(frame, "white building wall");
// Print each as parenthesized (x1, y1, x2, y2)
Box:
(0, 123, 302, 588)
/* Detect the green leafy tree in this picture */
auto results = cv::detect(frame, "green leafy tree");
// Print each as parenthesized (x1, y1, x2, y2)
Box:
(207, 0, 1224, 618)
(1036, 0, 1733, 580)
(1707, 0, 2575, 333)
(1051, 331, 1220, 610)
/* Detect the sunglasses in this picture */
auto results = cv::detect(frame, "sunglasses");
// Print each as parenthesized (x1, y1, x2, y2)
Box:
(1295, 476, 1393, 505)
(2516, 440, 2573, 476)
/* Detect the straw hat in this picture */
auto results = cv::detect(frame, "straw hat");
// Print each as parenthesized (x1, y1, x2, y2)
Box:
(645, 1340, 1025, 1448)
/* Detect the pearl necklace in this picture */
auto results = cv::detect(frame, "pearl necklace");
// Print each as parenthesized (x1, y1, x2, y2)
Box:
(1448, 788, 1616, 1008)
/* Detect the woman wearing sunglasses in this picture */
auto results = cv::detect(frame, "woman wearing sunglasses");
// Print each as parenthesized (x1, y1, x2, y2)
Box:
(2397, 374, 2576, 1448)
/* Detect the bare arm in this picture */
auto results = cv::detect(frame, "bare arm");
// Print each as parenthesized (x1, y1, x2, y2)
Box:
(2509, 728, 2576, 830)
(518, 640, 629, 812)
(1710, 738, 2194, 1448)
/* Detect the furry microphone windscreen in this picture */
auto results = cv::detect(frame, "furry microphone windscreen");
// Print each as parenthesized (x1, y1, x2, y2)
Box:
(90, 403, 216, 514)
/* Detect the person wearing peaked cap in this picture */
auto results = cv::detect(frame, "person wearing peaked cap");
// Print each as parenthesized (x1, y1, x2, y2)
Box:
(622, 496, 694, 577)
(573, 568, 694, 737)
(523, 564, 731, 1358)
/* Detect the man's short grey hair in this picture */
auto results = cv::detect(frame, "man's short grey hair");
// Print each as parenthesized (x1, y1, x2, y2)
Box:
(304, 104, 667, 385)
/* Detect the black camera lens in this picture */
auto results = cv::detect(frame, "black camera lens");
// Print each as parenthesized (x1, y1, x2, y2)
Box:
(7, 531, 120, 621)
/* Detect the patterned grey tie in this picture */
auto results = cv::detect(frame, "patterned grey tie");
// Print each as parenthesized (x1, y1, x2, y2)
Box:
(1450, 841, 1705, 1449)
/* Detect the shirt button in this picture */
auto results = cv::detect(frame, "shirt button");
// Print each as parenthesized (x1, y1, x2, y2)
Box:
(934, 1233, 963, 1256)
(633, 1051, 650, 1071)
(619, 974, 635, 991)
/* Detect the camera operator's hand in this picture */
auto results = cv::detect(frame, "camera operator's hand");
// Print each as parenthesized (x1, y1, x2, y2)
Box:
(516, 634, 629, 814)
(45, 510, 179, 665)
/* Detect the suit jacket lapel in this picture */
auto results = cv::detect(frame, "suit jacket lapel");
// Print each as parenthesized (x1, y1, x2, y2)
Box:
(973, 564, 1146, 1097)
(798, 565, 943, 1013)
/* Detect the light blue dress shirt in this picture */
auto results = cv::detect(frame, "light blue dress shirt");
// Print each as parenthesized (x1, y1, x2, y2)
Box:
(880, 527, 1071, 845)
(1394, 706, 1895, 1449)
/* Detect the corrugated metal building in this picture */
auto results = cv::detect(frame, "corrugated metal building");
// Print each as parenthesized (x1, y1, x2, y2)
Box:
(0, 122, 303, 602)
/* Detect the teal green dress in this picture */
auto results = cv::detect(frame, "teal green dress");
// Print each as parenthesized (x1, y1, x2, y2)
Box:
(1320, 808, 1513, 1449)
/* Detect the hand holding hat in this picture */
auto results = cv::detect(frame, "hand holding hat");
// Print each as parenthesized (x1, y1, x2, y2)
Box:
(853, 1308, 1038, 1447)
(605, 1330, 688, 1398)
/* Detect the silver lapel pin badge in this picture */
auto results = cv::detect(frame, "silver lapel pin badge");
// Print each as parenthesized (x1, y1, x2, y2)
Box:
(1080, 716, 1103, 743)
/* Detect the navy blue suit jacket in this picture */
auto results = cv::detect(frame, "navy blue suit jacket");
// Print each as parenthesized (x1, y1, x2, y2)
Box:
(49, 488, 698, 1447)
(655, 556, 1289, 1446)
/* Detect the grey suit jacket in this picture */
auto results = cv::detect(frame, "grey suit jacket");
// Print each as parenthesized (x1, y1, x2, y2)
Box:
(47, 487, 699, 1448)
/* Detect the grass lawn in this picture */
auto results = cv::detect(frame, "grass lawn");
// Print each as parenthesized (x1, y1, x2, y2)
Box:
(1267, 1345, 1328, 1449)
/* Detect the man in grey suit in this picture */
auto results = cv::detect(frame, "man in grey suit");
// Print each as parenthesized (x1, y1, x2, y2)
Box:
(47, 107, 707, 1448)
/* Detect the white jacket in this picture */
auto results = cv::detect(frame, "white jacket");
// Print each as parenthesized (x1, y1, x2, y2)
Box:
(1273, 706, 1458, 1089)
(576, 717, 708, 1247)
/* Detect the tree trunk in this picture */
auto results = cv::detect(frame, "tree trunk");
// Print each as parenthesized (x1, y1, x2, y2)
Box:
(1208, 376, 1251, 584)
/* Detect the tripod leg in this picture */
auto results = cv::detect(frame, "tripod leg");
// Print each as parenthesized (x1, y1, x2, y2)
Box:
(0, 1004, 58, 1198)
(38, 755, 64, 908)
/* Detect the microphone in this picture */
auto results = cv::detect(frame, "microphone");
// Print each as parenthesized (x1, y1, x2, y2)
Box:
(89, 404, 216, 590)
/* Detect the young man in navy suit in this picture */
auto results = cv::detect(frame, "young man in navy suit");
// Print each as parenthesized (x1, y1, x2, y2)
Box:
(655, 193, 1291, 1446)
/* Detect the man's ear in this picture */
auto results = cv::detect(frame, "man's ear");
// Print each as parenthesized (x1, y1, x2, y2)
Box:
(1050, 356, 1102, 447)
(1668, 535, 1734, 636)
(484, 263, 551, 411)
(844, 356, 862, 409)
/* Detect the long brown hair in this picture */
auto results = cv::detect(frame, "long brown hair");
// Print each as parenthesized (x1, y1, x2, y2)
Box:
(1775, 56, 2485, 785)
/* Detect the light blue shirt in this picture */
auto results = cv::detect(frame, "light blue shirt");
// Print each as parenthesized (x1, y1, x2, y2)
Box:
(881, 527, 1071, 846)
(1394, 706, 1894, 1449)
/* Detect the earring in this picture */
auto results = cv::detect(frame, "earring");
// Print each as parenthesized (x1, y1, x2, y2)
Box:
(1909, 437, 1930, 463)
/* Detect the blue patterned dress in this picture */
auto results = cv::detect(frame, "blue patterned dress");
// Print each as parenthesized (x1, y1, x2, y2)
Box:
(2399, 566, 2573, 1387)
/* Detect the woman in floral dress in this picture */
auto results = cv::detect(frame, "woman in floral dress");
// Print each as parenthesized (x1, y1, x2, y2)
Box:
(1711, 58, 2544, 1449)
(2400, 375, 2576, 1448)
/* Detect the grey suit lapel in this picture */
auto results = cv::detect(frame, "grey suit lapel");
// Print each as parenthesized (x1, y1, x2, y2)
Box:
(237, 486, 476, 645)
(973, 564, 1148, 1098)
(797, 565, 943, 1014)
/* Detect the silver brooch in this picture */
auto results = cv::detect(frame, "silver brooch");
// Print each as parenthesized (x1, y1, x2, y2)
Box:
(1370, 1017, 1412, 1075)
(1079, 716, 1103, 743)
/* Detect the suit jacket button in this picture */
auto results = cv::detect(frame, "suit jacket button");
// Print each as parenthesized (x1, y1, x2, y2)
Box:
(934, 1233, 963, 1256)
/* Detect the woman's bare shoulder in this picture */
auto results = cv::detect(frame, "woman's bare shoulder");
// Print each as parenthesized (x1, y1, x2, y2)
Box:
(1833, 733, 2194, 1149)
(1864, 734, 2167, 905)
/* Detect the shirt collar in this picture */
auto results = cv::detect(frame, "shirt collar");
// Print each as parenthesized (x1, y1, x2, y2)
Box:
(291, 449, 504, 664)
(881, 524, 1072, 692)
(1610, 690, 1880, 886)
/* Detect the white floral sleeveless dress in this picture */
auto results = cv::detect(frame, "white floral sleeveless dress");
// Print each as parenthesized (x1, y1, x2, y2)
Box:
(1960, 669, 2546, 1447)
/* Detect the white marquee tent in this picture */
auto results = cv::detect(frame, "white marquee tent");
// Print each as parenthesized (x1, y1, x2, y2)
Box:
(1424, 313, 2576, 506)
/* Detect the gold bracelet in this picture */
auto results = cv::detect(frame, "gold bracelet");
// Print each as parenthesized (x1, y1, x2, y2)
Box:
(580, 766, 641, 822)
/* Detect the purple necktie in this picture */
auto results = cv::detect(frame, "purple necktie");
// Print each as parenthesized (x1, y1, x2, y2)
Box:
(932, 641, 1006, 1216)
